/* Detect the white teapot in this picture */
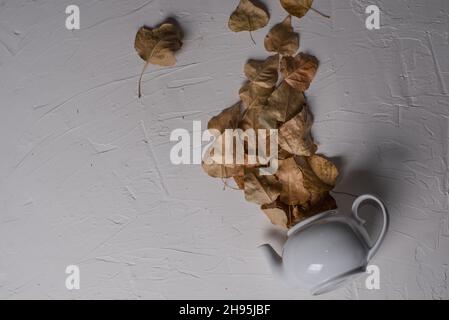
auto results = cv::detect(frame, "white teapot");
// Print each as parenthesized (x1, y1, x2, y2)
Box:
(260, 194, 389, 295)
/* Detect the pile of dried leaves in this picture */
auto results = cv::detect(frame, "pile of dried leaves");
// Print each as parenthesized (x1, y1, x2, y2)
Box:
(132, 1, 338, 229)
(203, 0, 339, 229)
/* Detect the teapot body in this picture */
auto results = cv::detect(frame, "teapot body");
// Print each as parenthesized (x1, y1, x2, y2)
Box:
(283, 211, 368, 295)
(260, 194, 389, 295)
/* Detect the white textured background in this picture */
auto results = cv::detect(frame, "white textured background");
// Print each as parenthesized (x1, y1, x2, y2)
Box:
(0, 0, 448, 299)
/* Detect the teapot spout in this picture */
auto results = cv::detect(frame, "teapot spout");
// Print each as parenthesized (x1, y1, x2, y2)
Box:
(259, 244, 286, 283)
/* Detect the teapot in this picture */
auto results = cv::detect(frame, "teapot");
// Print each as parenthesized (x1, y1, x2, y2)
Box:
(260, 194, 389, 295)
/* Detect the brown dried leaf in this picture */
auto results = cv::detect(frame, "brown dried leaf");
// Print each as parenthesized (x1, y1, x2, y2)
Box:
(202, 133, 244, 178)
(261, 199, 289, 228)
(280, 0, 313, 19)
(207, 102, 242, 133)
(280, 53, 319, 92)
(244, 168, 282, 205)
(239, 82, 274, 110)
(278, 104, 316, 156)
(233, 174, 245, 189)
(264, 81, 305, 122)
(291, 192, 337, 226)
(264, 15, 299, 56)
(229, 0, 269, 43)
(202, 161, 243, 179)
(278, 147, 293, 160)
(261, 192, 337, 229)
(244, 55, 279, 88)
(276, 157, 310, 205)
(307, 154, 339, 186)
(295, 156, 333, 204)
(239, 105, 277, 131)
(134, 23, 183, 98)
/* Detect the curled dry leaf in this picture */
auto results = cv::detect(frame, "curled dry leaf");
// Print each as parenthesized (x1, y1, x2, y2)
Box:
(264, 81, 305, 122)
(280, 53, 319, 92)
(244, 168, 282, 205)
(280, 0, 313, 19)
(278, 104, 317, 156)
(291, 192, 337, 225)
(203, 102, 243, 179)
(207, 102, 242, 133)
(202, 45, 340, 229)
(233, 174, 245, 189)
(307, 154, 339, 186)
(239, 105, 277, 131)
(278, 147, 293, 160)
(134, 23, 183, 98)
(228, 0, 269, 43)
(202, 161, 243, 179)
(261, 199, 289, 228)
(295, 156, 335, 205)
(202, 134, 246, 178)
(276, 157, 310, 205)
(264, 15, 299, 56)
(244, 55, 279, 88)
(261, 192, 337, 229)
(239, 82, 274, 110)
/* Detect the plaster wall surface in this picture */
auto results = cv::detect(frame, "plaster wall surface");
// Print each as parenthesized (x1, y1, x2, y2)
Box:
(0, 0, 448, 299)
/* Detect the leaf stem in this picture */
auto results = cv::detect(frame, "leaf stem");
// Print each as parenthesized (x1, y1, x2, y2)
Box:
(249, 30, 256, 45)
(247, 16, 256, 45)
(138, 61, 150, 98)
(310, 7, 330, 19)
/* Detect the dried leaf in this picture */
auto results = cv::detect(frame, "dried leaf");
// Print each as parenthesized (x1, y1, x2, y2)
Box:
(208, 102, 242, 133)
(239, 82, 274, 110)
(261, 193, 337, 229)
(233, 174, 245, 189)
(202, 161, 243, 179)
(229, 0, 270, 43)
(278, 104, 316, 156)
(307, 154, 339, 186)
(295, 156, 333, 204)
(244, 168, 282, 205)
(202, 136, 245, 178)
(280, 0, 313, 19)
(239, 105, 277, 131)
(280, 53, 319, 91)
(264, 81, 305, 122)
(291, 192, 337, 225)
(264, 15, 299, 56)
(134, 23, 183, 98)
(278, 147, 293, 160)
(276, 157, 310, 205)
(261, 199, 289, 228)
(244, 55, 279, 88)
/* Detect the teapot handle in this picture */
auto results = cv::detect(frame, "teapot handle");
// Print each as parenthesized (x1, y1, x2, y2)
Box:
(351, 194, 389, 261)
